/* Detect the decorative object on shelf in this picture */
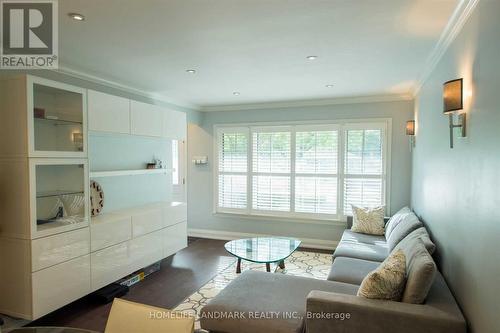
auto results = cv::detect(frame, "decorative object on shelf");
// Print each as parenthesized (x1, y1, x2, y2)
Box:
(192, 156, 208, 165)
(443, 78, 466, 148)
(72, 132, 84, 151)
(146, 157, 165, 169)
(34, 107, 45, 119)
(406, 120, 415, 150)
(37, 206, 64, 225)
(90, 180, 104, 216)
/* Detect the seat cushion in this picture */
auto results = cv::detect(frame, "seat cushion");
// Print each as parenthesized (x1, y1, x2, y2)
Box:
(333, 241, 388, 262)
(384, 206, 411, 238)
(386, 212, 423, 251)
(200, 270, 358, 333)
(401, 239, 437, 304)
(341, 229, 387, 246)
(328, 257, 380, 284)
(395, 227, 436, 255)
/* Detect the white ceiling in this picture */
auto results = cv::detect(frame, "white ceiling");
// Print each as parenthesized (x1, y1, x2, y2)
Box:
(58, 0, 459, 109)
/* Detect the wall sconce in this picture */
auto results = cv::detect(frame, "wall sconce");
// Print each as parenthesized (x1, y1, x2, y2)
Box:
(443, 78, 466, 148)
(406, 120, 415, 150)
(406, 120, 415, 151)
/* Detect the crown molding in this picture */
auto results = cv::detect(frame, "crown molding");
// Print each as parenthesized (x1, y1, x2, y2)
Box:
(413, 0, 480, 96)
(200, 93, 413, 112)
(55, 64, 200, 110)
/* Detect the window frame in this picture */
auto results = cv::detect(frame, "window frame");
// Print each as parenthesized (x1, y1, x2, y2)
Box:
(213, 118, 391, 223)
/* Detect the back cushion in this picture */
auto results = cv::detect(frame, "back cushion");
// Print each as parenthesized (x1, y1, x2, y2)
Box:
(395, 227, 436, 255)
(401, 239, 437, 304)
(387, 212, 422, 251)
(385, 206, 412, 239)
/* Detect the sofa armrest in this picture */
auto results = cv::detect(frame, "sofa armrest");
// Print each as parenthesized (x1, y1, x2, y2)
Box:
(346, 216, 390, 229)
(305, 291, 466, 333)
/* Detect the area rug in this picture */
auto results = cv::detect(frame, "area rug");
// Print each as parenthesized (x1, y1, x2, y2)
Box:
(174, 250, 332, 330)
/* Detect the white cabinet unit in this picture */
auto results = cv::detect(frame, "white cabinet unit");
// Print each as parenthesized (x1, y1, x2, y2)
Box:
(91, 242, 130, 291)
(31, 227, 90, 272)
(32, 254, 91, 319)
(0, 75, 188, 320)
(163, 109, 187, 139)
(88, 90, 130, 134)
(90, 214, 132, 252)
(89, 202, 188, 292)
(131, 206, 163, 238)
(0, 75, 91, 320)
(130, 101, 163, 137)
(162, 221, 188, 258)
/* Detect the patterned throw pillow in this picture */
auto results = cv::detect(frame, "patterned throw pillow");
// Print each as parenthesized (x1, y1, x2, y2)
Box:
(351, 205, 385, 235)
(357, 249, 407, 301)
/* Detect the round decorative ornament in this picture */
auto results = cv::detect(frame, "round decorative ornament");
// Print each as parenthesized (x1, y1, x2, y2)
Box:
(90, 180, 104, 216)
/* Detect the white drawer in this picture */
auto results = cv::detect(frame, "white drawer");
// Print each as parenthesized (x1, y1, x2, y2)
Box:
(32, 255, 90, 319)
(31, 228, 90, 272)
(129, 231, 163, 272)
(162, 221, 187, 258)
(131, 208, 163, 238)
(91, 242, 131, 291)
(91, 214, 131, 252)
(163, 202, 187, 227)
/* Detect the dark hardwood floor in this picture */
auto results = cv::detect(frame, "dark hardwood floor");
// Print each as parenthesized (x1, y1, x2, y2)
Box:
(28, 238, 233, 332)
(26, 238, 331, 332)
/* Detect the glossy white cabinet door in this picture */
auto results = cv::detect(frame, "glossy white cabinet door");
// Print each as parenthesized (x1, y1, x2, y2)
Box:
(163, 202, 187, 228)
(163, 109, 186, 139)
(162, 221, 187, 258)
(129, 232, 163, 273)
(31, 227, 90, 272)
(90, 214, 132, 252)
(131, 207, 163, 238)
(91, 242, 130, 291)
(88, 90, 130, 134)
(130, 101, 163, 137)
(32, 255, 91, 319)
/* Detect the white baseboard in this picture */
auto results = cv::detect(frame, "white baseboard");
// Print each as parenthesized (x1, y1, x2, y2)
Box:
(188, 228, 338, 250)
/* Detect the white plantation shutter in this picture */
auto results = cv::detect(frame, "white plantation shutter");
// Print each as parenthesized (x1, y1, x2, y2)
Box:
(343, 126, 385, 215)
(295, 129, 338, 215)
(252, 129, 291, 212)
(215, 121, 388, 220)
(217, 129, 249, 210)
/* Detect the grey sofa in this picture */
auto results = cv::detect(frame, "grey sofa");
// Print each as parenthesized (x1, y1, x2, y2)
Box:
(200, 212, 466, 333)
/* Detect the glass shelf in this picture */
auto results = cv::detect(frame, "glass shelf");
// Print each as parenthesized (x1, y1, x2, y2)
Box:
(34, 117, 83, 126)
(36, 190, 85, 198)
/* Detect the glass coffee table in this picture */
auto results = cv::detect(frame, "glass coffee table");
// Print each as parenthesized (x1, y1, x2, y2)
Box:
(224, 237, 301, 273)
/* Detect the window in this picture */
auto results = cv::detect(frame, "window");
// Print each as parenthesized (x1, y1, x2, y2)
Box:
(215, 120, 388, 220)
(217, 129, 249, 210)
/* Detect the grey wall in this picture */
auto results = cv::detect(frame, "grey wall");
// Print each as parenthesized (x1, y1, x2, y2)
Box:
(188, 100, 413, 244)
(411, 1, 500, 332)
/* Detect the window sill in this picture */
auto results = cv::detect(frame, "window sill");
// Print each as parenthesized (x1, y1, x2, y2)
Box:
(212, 212, 348, 227)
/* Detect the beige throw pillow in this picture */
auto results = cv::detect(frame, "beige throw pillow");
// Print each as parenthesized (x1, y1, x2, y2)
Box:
(351, 205, 385, 235)
(357, 249, 407, 301)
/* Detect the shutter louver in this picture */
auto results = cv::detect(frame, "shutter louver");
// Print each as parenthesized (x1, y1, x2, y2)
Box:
(344, 128, 384, 215)
(217, 130, 248, 210)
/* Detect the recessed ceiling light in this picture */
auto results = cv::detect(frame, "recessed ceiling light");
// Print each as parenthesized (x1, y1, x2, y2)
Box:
(306, 55, 318, 60)
(186, 69, 196, 74)
(68, 13, 85, 21)
(325, 84, 334, 88)
(233, 92, 240, 96)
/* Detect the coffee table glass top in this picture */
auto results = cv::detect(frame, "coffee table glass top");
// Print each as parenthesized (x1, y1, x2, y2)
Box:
(224, 237, 301, 263)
